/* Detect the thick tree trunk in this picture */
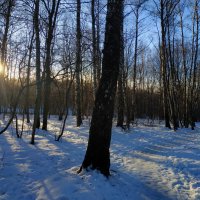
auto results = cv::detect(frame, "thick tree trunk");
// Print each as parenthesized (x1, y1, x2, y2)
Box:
(79, 0, 123, 177)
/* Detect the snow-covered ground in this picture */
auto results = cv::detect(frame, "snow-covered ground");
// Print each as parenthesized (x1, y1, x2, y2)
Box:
(1, 116, 200, 200)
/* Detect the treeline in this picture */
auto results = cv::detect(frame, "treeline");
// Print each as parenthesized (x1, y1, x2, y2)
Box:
(0, 79, 161, 119)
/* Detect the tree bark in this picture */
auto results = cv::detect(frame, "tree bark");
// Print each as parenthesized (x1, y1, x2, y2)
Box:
(179, 6, 188, 128)
(91, 0, 98, 95)
(131, 6, 139, 122)
(31, 0, 42, 144)
(96, 0, 101, 82)
(117, 12, 124, 127)
(190, 0, 199, 130)
(160, 0, 171, 129)
(78, 0, 123, 177)
(75, 0, 82, 127)
(42, 0, 61, 130)
(0, 0, 14, 76)
(25, 30, 34, 123)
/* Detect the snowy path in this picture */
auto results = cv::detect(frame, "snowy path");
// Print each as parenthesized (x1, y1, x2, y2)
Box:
(111, 127, 200, 200)
(0, 117, 200, 200)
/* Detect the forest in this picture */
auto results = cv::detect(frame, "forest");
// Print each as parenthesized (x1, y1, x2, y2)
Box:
(0, 0, 200, 199)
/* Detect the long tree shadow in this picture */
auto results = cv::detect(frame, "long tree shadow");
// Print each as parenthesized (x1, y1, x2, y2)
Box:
(1, 117, 200, 200)
(111, 125, 200, 199)
(0, 120, 90, 200)
(0, 133, 40, 200)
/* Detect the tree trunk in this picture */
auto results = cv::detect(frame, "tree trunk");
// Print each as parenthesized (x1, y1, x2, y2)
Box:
(179, 6, 188, 128)
(190, 0, 199, 130)
(75, 0, 82, 127)
(1, 0, 14, 75)
(160, 0, 171, 129)
(31, 0, 42, 145)
(96, 0, 101, 82)
(131, 6, 139, 122)
(117, 13, 124, 127)
(42, 0, 60, 130)
(91, 0, 98, 95)
(25, 30, 34, 123)
(166, 15, 179, 130)
(78, 0, 123, 177)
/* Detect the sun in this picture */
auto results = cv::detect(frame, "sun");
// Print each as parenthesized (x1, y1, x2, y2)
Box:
(0, 63, 4, 74)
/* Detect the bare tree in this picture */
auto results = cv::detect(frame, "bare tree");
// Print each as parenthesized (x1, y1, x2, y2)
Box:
(91, 0, 98, 95)
(75, 0, 82, 127)
(25, 29, 34, 123)
(0, 0, 15, 76)
(117, 9, 125, 128)
(42, 0, 61, 131)
(31, 0, 42, 145)
(78, 0, 124, 177)
(131, 0, 147, 122)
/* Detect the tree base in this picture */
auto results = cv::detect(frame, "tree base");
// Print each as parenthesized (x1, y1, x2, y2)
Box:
(42, 126, 47, 131)
(77, 165, 110, 178)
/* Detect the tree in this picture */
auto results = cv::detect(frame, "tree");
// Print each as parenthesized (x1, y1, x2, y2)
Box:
(0, 0, 15, 118)
(178, 2, 188, 127)
(75, 0, 82, 127)
(117, 7, 125, 128)
(42, 0, 61, 131)
(31, 0, 42, 144)
(91, 0, 98, 94)
(78, 0, 124, 177)
(131, 0, 147, 122)
(156, 0, 180, 129)
(0, 0, 15, 76)
(188, 0, 199, 130)
(25, 29, 34, 123)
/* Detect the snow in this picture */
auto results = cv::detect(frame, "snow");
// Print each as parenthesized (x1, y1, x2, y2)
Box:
(1, 116, 200, 200)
